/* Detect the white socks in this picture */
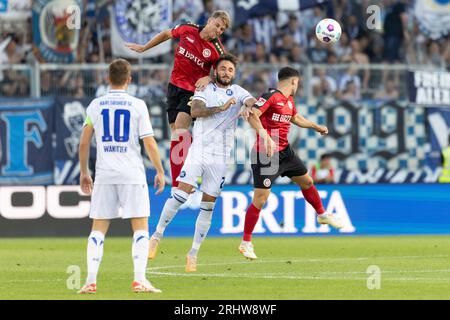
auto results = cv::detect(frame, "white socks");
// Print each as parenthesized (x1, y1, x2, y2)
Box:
(153, 189, 189, 239)
(132, 230, 149, 283)
(188, 202, 214, 257)
(86, 231, 105, 284)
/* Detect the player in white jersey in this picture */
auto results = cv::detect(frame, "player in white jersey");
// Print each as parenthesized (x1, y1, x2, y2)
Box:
(147, 54, 256, 272)
(77, 59, 165, 294)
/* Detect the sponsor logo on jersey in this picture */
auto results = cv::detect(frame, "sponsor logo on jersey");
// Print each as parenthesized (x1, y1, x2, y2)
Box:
(180, 171, 186, 178)
(271, 113, 292, 122)
(178, 46, 205, 68)
(226, 89, 233, 96)
(186, 36, 194, 43)
(276, 102, 285, 106)
(255, 97, 267, 107)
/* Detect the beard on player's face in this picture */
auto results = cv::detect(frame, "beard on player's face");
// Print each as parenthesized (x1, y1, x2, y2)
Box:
(216, 73, 234, 86)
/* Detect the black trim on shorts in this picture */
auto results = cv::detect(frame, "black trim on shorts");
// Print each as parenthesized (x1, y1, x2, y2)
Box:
(166, 82, 194, 124)
(251, 145, 307, 189)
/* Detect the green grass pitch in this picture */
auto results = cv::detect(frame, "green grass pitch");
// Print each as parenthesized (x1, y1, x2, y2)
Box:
(0, 236, 449, 300)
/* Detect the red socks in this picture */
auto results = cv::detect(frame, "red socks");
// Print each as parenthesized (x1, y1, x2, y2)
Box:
(301, 185, 325, 214)
(243, 203, 261, 241)
(169, 132, 192, 187)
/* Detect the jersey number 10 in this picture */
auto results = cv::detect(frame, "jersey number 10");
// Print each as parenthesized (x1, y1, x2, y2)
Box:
(101, 109, 130, 142)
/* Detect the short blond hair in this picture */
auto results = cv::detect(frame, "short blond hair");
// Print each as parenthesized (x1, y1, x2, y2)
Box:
(211, 10, 231, 29)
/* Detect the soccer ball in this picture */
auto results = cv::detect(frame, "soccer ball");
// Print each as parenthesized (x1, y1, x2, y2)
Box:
(315, 18, 342, 44)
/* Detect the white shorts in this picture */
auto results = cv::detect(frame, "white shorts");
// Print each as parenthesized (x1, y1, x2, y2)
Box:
(177, 149, 227, 198)
(89, 184, 150, 219)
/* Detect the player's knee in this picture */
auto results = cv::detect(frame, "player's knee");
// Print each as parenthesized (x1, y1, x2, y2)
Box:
(301, 177, 314, 189)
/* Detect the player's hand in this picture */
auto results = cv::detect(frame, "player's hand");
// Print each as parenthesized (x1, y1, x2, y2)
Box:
(220, 98, 236, 112)
(80, 173, 93, 195)
(316, 125, 328, 136)
(125, 42, 147, 53)
(154, 172, 165, 195)
(240, 106, 253, 121)
(195, 76, 211, 91)
(265, 136, 277, 157)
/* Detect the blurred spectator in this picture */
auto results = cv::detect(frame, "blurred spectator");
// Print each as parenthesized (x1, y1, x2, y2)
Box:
(311, 154, 335, 184)
(311, 69, 337, 97)
(235, 23, 257, 60)
(173, 0, 204, 24)
(274, 33, 295, 61)
(374, 78, 400, 100)
(289, 44, 309, 64)
(197, 0, 214, 25)
(424, 41, 446, 68)
(280, 13, 308, 47)
(350, 39, 370, 89)
(40, 71, 54, 97)
(333, 32, 352, 61)
(345, 14, 366, 40)
(250, 16, 277, 53)
(307, 36, 329, 63)
(383, 0, 409, 62)
(338, 66, 362, 100)
(253, 43, 270, 63)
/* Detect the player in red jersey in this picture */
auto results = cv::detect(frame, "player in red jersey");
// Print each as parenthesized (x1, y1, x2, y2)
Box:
(126, 11, 230, 189)
(239, 67, 343, 260)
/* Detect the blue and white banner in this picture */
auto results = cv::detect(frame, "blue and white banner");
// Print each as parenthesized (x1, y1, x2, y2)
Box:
(1, 184, 449, 236)
(233, 0, 329, 26)
(150, 184, 450, 237)
(426, 107, 450, 167)
(407, 71, 450, 106)
(32, 0, 82, 63)
(0, 0, 31, 20)
(54, 97, 94, 185)
(110, 0, 172, 58)
(414, 0, 450, 40)
(0, 99, 54, 185)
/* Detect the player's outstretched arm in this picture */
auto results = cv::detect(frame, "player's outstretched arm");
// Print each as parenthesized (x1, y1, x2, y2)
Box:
(290, 114, 328, 135)
(79, 125, 94, 195)
(246, 107, 276, 157)
(142, 136, 165, 195)
(125, 29, 172, 53)
(190, 98, 236, 118)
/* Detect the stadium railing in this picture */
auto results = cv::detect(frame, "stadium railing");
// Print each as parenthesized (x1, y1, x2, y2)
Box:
(0, 62, 446, 100)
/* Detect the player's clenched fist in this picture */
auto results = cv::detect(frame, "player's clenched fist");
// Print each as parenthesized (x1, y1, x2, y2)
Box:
(316, 125, 328, 136)
(220, 98, 236, 112)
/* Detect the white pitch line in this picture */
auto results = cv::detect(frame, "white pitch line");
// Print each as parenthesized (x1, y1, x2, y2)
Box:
(147, 271, 450, 283)
(147, 254, 450, 271)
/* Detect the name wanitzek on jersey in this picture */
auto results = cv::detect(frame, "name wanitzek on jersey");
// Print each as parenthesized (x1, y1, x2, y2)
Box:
(179, 46, 205, 67)
(271, 113, 292, 122)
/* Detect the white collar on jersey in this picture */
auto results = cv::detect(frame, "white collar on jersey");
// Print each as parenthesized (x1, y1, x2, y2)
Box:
(109, 89, 126, 93)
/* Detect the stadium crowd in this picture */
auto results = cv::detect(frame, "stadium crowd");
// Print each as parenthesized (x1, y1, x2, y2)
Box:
(0, 0, 449, 100)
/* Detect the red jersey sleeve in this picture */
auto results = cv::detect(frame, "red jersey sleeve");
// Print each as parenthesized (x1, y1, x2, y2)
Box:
(254, 92, 275, 114)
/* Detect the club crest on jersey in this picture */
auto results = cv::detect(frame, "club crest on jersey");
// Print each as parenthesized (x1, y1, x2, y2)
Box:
(263, 178, 271, 188)
(255, 97, 267, 107)
(202, 48, 211, 58)
(226, 89, 233, 96)
(287, 101, 293, 109)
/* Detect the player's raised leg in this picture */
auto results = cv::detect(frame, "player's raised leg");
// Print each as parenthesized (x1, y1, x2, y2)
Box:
(291, 174, 343, 229)
(149, 181, 194, 259)
(240, 188, 271, 260)
(170, 112, 192, 188)
(131, 217, 161, 293)
(78, 219, 110, 294)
